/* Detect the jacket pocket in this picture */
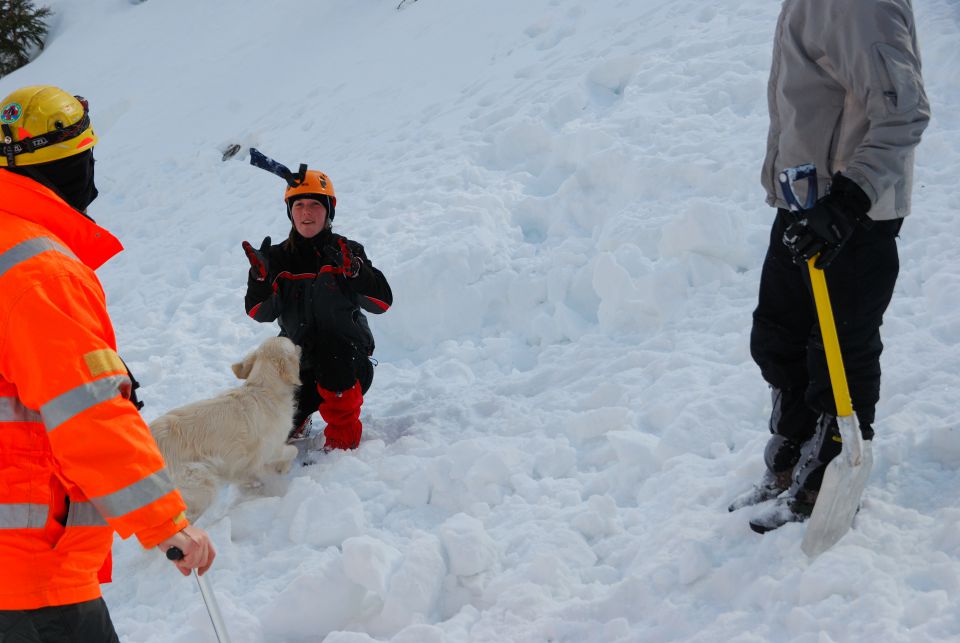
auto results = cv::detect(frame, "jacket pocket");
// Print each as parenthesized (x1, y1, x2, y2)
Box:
(874, 43, 921, 115)
(826, 102, 845, 171)
(43, 474, 69, 549)
(352, 310, 375, 355)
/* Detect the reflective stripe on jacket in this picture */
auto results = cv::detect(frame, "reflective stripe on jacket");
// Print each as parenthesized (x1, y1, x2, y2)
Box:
(761, 0, 930, 220)
(0, 170, 188, 610)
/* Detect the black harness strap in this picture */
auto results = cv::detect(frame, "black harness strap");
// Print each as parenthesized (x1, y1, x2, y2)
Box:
(1, 123, 15, 166)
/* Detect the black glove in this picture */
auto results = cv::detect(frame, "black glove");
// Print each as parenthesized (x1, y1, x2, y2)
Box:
(782, 174, 871, 269)
(326, 238, 362, 278)
(242, 236, 271, 281)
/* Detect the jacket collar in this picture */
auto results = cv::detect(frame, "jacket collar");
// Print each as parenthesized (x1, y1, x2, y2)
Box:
(0, 169, 122, 270)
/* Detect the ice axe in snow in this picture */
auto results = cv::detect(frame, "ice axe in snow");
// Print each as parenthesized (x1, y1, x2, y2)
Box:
(778, 164, 874, 557)
(167, 546, 233, 643)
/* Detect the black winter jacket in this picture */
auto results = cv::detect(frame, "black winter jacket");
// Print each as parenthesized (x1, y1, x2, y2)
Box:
(244, 229, 392, 375)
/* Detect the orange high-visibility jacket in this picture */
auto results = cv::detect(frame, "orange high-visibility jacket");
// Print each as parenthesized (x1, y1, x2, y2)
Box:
(0, 170, 188, 610)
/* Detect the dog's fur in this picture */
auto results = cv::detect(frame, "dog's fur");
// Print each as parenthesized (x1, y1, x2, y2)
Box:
(150, 336, 302, 520)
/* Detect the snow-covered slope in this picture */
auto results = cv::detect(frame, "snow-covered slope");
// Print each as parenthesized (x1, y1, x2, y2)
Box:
(3, 0, 959, 641)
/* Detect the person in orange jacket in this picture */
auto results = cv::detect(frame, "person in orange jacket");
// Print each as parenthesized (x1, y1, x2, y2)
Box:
(0, 85, 215, 641)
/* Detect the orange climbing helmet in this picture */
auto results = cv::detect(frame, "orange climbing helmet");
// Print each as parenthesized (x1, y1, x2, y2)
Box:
(284, 169, 336, 219)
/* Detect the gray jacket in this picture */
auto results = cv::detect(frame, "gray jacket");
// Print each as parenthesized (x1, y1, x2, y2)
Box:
(761, 0, 930, 220)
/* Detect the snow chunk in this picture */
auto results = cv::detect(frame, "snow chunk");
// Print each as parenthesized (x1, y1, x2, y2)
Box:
(533, 439, 578, 478)
(373, 533, 447, 634)
(571, 495, 623, 540)
(608, 430, 662, 476)
(343, 535, 403, 596)
(438, 513, 499, 577)
(285, 478, 366, 547)
(389, 624, 447, 643)
(258, 552, 367, 640)
(563, 406, 631, 443)
(324, 633, 378, 643)
(677, 541, 713, 585)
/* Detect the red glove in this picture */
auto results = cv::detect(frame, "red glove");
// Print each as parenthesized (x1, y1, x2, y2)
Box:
(242, 236, 271, 281)
(324, 238, 361, 278)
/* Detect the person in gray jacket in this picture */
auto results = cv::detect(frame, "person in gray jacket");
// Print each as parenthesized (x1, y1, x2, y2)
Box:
(730, 0, 930, 532)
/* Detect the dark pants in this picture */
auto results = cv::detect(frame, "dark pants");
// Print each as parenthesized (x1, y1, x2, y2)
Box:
(0, 598, 120, 643)
(751, 209, 901, 442)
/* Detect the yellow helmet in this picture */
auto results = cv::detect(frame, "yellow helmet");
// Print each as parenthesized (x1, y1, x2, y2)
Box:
(0, 86, 98, 167)
(284, 169, 337, 219)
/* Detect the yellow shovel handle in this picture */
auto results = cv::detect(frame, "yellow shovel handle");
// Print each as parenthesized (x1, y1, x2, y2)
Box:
(807, 257, 854, 418)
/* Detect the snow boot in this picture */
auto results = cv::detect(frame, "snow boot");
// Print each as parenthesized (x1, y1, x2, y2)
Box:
(287, 414, 313, 443)
(791, 413, 843, 497)
(728, 435, 802, 512)
(728, 468, 792, 512)
(748, 414, 842, 533)
(318, 381, 363, 450)
(748, 490, 816, 533)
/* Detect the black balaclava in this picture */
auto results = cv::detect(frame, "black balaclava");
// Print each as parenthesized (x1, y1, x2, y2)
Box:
(6, 149, 99, 214)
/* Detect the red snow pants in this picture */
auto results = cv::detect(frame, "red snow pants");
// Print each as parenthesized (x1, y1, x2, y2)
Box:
(317, 381, 363, 449)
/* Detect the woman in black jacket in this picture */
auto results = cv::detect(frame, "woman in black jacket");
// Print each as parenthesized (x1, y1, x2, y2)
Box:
(242, 169, 392, 450)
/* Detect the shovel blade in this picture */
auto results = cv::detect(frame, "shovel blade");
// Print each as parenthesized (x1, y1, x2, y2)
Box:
(801, 440, 873, 557)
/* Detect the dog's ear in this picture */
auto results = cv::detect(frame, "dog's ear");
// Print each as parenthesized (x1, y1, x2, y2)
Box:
(276, 353, 301, 386)
(232, 354, 254, 380)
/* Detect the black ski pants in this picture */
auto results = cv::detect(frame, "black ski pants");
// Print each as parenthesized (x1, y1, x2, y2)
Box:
(750, 209, 901, 443)
(0, 598, 120, 643)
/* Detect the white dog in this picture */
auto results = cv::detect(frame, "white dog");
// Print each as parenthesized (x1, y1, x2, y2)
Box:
(150, 336, 302, 520)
